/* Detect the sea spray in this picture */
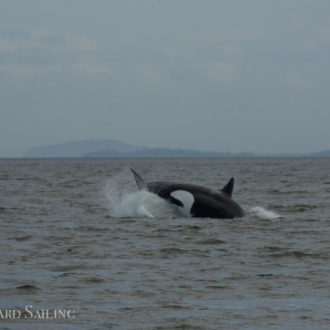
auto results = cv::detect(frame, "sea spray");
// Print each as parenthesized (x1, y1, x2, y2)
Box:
(105, 168, 179, 218)
(249, 206, 281, 220)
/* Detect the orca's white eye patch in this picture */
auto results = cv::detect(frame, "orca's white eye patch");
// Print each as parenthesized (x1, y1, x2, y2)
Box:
(170, 190, 194, 217)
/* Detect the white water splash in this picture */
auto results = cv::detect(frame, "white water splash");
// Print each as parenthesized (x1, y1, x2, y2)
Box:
(105, 168, 179, 218)
(105, 168, 282, 220)
(249, 206, 281, 220)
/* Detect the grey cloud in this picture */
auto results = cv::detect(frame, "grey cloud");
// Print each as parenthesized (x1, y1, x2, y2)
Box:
(1, 0, 330, 156)
(0, 29, 104, 79)
(0, 30, 101, 52)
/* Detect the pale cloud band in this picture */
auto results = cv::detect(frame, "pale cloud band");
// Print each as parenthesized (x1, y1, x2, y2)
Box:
(0, 30, 100, 52)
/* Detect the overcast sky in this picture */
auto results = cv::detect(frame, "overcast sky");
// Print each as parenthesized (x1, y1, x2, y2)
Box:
(1, 0, 330, 156)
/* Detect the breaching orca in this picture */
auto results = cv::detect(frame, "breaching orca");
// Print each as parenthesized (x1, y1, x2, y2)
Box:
(130, 168, 244, 219)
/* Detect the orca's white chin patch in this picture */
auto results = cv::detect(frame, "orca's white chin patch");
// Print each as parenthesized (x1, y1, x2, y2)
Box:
(170, 190, 194, 217)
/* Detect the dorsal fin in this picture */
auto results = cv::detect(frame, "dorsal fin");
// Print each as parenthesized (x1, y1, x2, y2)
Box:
(221, 177, 234, 196)
(130, 168, 146, 190)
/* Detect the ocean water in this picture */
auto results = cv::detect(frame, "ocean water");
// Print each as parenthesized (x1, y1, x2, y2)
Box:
(0, 158, 329, 329)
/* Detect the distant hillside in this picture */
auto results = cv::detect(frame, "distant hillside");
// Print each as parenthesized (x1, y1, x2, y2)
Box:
(25, 139, 330, 158)
(83, 148, 254, 158)
(24, 139, 144, 157)
(23, 139, 255, 158)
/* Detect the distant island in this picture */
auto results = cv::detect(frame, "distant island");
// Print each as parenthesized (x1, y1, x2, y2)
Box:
(83, 148, 254, 158)
(24, 139, 144, 158)
(23, 139, 330, 158)
(23, 139, 254, 158)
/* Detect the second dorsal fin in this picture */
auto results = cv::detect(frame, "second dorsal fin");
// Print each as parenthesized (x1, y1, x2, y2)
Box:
(221, 177, 234, 196)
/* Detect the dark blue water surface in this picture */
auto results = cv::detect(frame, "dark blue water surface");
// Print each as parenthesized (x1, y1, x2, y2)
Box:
(0, 158, 329, 329)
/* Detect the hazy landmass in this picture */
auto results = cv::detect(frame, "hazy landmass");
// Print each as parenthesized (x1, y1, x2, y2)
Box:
(84, 148, 254, 158)
(23, 139, 145, 158)
(24, 139, 254, 158)
(23, 139, 330, 158)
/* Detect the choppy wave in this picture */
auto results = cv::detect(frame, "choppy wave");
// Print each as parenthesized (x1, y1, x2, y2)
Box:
(249, 206, 281, 220)
(2, 158, 330, 329)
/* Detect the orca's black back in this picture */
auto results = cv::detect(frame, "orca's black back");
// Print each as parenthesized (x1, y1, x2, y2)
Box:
(147, 181, 244, 219)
